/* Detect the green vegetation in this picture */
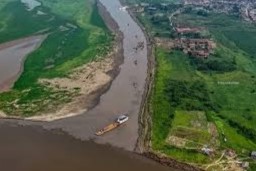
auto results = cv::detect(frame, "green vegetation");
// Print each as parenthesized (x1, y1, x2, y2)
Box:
(168, 111, 216, 150)
(151, 49, 211, 164)
(125, 0, 256, 168)
(145, 5, 256, 167)
(165, 80, 217, 111)
(0, 0, 112, 116)
(152, 46, 256, 167)
(136, 3, 181, 37)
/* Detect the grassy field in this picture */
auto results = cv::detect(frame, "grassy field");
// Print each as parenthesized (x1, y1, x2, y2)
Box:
(151, 49, 211, 164)
(0, 0, 112, 116)
(145, 5, 256, 169)
(152, 47, 256, 167)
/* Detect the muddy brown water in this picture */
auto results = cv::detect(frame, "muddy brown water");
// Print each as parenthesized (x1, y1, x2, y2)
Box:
(0, 124, 175, 171)
(1, 0, 148, 149)
(39, 0, 149, 151)
(0, 36, 44, 92)
(0, 0, 177, 170)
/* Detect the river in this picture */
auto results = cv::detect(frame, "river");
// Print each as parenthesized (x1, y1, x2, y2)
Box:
(0, 124, 176, 171)
(43, 0, 149, 151)
(0, 36, 44, 92)
(0, 0, 177, 170)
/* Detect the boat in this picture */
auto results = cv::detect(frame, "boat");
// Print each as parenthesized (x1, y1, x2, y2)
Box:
(95, 115, 129, 136)
(116, 115, 129, 124)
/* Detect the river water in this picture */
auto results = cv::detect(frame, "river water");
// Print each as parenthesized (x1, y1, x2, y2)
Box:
(0, 36, 44, 92)
(0, 0, 177, 170)
(0, 124, 175, 171)
(43, 0, 149, 151)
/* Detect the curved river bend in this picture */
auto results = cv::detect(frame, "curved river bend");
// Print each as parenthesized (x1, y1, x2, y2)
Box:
(44, 0, 149, 151)
(0, 0, 177, 170)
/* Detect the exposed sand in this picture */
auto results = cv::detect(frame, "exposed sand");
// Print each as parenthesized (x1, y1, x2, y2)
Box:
(28, 48, 118, 121)
(39, 57, 113, 96)
(0, 111, 6, 117)
(0, 35, 43, 51)
(0, 0, 147, 153)
(0, 2, 123, 122)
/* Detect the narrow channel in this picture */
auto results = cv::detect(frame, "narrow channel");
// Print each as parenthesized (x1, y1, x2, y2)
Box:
(0, 0, 177, 170)
(45, 0, 149, 151)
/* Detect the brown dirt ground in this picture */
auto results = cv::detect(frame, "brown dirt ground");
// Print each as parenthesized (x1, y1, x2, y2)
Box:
(28, 45, 120, 121)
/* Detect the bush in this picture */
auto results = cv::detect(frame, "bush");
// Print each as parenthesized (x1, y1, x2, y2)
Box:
(189, 56, 237, 73)
(164, 80, 219, 111)
(228, 120, 256, 142)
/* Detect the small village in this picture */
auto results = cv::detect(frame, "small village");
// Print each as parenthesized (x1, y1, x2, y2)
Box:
(131, 0, 256, 60)
(155, 29, 216, 58)
(134, 0, 256, 22)
(131, 2, 217, 58)
(183, 0, 256, 22)
(173, 26, 216, 58)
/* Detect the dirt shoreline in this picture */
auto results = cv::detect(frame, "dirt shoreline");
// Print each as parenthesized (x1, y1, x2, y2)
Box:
(122, 3, 155, 153)
(29, 0, 124, 121)
(121, 1, 204, 171)
(0, 35, 44, 51)
(0, 2, 124, 121)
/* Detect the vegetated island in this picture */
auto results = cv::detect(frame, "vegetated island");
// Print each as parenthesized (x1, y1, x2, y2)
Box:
(125, 0, 256, 170)
(0, 0, 121, 121)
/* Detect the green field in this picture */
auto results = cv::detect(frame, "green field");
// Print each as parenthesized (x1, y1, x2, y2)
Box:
(0, 0, 112, 116)
(152, 47, 256, 167)
(142, 4, 256, 169)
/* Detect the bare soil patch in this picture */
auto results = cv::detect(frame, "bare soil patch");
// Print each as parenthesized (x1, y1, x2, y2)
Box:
(29, 45, 121, 121)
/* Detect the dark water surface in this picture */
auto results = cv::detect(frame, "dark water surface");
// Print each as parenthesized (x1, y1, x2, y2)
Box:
(0, 124, 174, 171)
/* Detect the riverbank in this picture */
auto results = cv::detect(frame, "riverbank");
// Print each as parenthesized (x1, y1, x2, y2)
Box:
(0, 1, 123, 121)
(119, 1, 155, 153)
(26, 0, 124, 121)
(120, 2, 206, 171)
(0, 0, 112, 118)
(0, 34, 121, 121)
(1, 0, 148, 152)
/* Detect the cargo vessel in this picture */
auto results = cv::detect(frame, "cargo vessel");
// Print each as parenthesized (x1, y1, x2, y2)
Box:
(95, 115, 129, 136)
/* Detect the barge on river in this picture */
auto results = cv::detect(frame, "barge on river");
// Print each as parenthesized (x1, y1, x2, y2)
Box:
(95, 115, 129, 136)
